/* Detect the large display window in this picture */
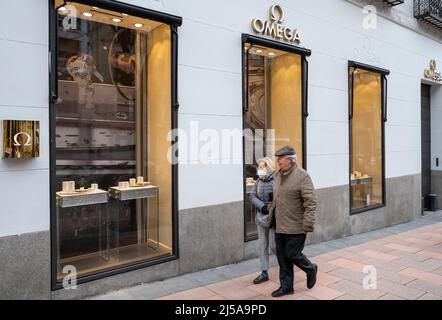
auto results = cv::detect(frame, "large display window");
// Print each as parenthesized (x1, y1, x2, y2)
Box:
(349, 61, 389, 214)
(242, 35, 310, 240)
(50, 0, 181, 287)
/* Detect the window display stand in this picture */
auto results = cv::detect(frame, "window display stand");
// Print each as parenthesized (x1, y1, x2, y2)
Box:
(109, 185, 160, 253)
(351, 176, 374, 208)
(56, 190, 110, 273)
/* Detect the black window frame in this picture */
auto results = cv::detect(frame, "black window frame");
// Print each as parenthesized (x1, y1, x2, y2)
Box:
(49, 0, 182, 290)
(241, 34, 311, 241)
(348, 61, 389, 216)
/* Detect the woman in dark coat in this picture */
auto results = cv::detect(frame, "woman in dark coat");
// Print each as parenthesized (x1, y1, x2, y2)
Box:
(249, 157, 276, 284)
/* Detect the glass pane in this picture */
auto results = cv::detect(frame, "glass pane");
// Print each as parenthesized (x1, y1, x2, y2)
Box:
(350, 68, 383, 212)
(55, 2, 173, 282)
(243, 43, 302, 239)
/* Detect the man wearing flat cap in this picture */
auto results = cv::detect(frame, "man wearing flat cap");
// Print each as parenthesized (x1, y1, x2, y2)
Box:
(267, 145, 318, 298)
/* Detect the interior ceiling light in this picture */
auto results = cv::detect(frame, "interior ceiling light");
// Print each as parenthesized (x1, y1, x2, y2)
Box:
(256, 49, 263, 53)
(112, 18, 122, 23)
(83, 12, 93, 17)
(58, 6, 67, 11)
(268, 52, 275, 56)
(134, 23, 143, 28)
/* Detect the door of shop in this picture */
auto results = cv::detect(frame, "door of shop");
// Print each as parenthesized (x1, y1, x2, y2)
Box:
(421, 84, 432, 211)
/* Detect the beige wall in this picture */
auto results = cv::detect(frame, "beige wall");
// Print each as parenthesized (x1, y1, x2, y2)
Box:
(147, 24, 172, 249)
(270, 53, 303, 168)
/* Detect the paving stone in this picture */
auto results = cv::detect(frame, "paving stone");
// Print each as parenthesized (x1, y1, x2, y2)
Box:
(417, 293, 442, 300)
(406, 279, 442, 297)
(376, 278, 425, 300)
(377, 293, 405, 300)
(360, 257, 407, 273)
(386, 249, 431, 263)
(391, 257, 442, 272)
(399, 268, 442, 285)
(327, 249, 369, 262)
(329, 258, 367, 272)
(377, 268, 417, 285)
(246, 280, 280, 296)
(157, 287, 217, 300)
(187, 269, 229, 286)
(303, 284, 345, 300)
(328, 268, 364, 284)
(206, 280, 261, 300)
(90, 290, 135, 300)
(316, 271, 341, 286)
(384, 243, 421, 253)
(328, 280, 386, 300)
(416, 249, 442, 260)
(335, 294, 359, 300)
(205, 295, 227, 300)
(359, 250, 400, 262)
(127, 283, 176, 300)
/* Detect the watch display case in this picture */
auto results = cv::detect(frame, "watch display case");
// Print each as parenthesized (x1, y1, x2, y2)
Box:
(350, 67, 385, 212)
(54, 1, 173, 282)
(243, 42, 303, 239)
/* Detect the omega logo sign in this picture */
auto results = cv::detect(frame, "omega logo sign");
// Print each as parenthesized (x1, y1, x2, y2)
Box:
(13, 132, 32, 147)
(251, 5, 301, 44)
(2, 120, 40, 158)
(424, 60, 442, 83)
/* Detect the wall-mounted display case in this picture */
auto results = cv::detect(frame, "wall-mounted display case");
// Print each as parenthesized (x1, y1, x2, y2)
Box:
(349, 61, 389, 214)
(51, 0, 180, 287)
(242, 35, 310, 240)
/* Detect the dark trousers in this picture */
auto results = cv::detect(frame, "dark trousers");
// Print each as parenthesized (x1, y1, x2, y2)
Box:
(275, 233, 315, 290)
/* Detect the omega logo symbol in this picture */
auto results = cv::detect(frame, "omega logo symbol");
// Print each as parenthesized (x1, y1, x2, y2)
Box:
(269, 4, 284, 23)
(13, 132, 32, 147)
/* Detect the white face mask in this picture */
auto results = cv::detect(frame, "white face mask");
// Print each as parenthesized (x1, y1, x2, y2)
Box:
(257, 169, 268, 178)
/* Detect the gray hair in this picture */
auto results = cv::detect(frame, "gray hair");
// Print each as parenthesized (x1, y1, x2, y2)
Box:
(287, 154, 297, 164)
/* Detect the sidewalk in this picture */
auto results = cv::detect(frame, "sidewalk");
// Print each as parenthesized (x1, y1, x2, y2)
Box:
(91, 211, 442, 300)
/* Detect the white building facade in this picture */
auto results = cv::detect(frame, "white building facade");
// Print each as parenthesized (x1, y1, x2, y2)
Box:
(0, 0, 442, 299)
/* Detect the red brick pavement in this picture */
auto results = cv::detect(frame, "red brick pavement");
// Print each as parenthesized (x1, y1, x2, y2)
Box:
(158, 222, 442, 300)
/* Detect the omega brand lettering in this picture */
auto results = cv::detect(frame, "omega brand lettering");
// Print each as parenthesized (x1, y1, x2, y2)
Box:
(251, 5, 301, 44)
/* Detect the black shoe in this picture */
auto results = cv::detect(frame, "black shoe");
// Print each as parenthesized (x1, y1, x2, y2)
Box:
(253, 273, 269, 284)
(271, 287, 294, 298)
(307, 264, 318, 289)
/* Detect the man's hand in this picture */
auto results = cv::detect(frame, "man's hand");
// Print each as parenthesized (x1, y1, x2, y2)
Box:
(261, 205, 268, 215)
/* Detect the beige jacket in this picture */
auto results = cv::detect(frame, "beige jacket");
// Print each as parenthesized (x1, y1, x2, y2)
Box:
(268, 165, 317, 234)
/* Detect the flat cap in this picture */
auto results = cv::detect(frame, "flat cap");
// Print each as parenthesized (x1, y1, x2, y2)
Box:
(275, 145, 296, 156)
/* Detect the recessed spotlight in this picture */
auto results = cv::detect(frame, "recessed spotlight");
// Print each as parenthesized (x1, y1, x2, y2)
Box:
(122, 13, 129, 16)
(268, 52, 275, 56)
(256, 49, 263, 53)
(134, 23, 143, 28)
(112, 18, 122, 23)
(58, 6, 67, 12)
(91, 6, 99, 10)
(83, 12, 93, 17)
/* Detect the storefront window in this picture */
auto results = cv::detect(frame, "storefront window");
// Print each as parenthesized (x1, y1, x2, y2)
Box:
(52, 1, 176, 283)
(243, 37, 308, 240)
(349, 63, 388, 214)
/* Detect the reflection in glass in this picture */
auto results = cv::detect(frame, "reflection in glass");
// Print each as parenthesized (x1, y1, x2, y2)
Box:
(243, 43, 302, 238)
(54, 1, 173, 282)
(350, 68, 383, 212)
